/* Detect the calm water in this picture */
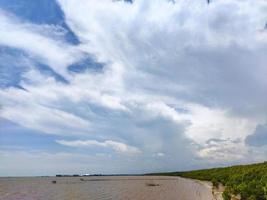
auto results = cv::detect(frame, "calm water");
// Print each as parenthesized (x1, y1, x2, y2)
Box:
(0, 176, 215, 200)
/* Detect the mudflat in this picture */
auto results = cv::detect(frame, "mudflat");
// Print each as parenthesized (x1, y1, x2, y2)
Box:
(0, 176, 214, 200)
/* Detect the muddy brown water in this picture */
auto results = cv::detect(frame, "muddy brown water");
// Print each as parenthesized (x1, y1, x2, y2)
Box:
(0, 176, 216, 200)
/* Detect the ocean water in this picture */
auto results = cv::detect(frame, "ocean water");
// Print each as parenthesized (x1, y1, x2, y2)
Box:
(0, 176, 214, 200)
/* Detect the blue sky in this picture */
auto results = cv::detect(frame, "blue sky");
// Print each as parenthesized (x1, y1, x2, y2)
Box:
(0, 0, 267, 176)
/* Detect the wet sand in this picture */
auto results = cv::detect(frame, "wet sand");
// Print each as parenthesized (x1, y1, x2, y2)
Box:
(0, 176, 220, 200)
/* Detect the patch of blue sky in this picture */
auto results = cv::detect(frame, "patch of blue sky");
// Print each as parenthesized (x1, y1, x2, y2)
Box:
(68, 57, 104, 74)
(34, 63, 69, 84)
(0, 118, 112, 155)
(0, 46, 28, 88)
(0, 46, 69, 88)
(0, 119, 60, 151)
(0, 118, 88, 153)
(0, 0, 79, 45)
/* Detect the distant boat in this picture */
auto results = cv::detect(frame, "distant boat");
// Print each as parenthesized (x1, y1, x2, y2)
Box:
(82, 174, 90, 176)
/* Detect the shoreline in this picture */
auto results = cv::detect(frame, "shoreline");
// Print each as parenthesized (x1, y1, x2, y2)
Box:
(175, 177, 224, 200)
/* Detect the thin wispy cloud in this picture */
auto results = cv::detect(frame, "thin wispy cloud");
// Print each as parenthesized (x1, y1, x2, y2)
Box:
(56, 139, 142, 155)
(0, 10, 84, 79)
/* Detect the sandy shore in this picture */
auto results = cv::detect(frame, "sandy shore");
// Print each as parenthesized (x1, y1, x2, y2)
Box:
(0, 176, 222, 200)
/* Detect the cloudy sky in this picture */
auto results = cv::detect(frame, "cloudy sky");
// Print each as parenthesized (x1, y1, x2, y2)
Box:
(0, 0, 267, 176)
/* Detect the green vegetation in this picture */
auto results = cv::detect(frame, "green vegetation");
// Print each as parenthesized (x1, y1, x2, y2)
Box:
(148, 162, 267, 200)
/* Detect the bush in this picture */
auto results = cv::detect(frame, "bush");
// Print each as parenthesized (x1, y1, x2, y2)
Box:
(222, 191, 231, 200)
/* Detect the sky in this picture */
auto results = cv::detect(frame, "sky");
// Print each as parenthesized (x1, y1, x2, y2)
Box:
(0, 0, 267, 176)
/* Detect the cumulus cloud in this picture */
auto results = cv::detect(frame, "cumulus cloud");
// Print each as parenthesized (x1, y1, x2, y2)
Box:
(56, 139, 142, 155)
(184, 104, 261, 145)
(197, 138, 246, 161)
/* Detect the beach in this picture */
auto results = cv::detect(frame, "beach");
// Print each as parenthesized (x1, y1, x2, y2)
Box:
(0, 176, 222, 200)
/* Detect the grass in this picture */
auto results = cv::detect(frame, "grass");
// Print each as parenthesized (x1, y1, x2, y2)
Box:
(148, 161, 267, 200)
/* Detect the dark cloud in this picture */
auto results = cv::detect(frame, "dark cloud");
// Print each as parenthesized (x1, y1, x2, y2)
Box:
(246, 124, 267, 147)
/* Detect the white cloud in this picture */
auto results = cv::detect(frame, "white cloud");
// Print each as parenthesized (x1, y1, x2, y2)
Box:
(56, 139, 142, 155)
(56, 0, 267, 162)
(196, 138, 267, 164)
(0, 83, 91, 136)
(184, 104, 262, 144)
(144, 101, 188, 123)
(197, 139, 246, 161)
